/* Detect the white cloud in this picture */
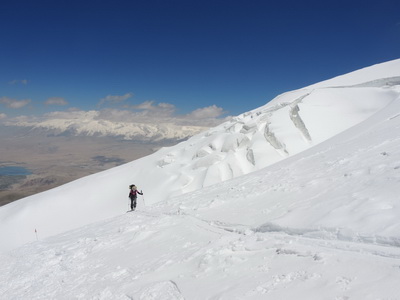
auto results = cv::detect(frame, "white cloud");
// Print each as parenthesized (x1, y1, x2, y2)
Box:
(66, 103, 228, 126)
(43, 110, 91, 120)
(133, 101, 175, 111)
(99, 93, 133, 105)
(133, 100, 158, 110)
(0, 113, 7, 119)
(45, 97, 68, 106)
(99, 102, 229, 126)
(8, 79, 28, 85)
(0, 96, 31, 109)
(96, 93, 229, 126)
(3, 100, 231, 139)
(186, 105, 226, 119)
(128, 101, 176, 119)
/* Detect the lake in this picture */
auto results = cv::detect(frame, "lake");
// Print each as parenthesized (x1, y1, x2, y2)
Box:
(0, 166, 32, 176)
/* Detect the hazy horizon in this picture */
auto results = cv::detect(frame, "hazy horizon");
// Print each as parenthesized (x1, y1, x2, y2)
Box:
(0, 124, 182, 206)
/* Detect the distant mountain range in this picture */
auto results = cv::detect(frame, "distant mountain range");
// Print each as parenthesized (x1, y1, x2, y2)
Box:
(5, 110, 210, 142)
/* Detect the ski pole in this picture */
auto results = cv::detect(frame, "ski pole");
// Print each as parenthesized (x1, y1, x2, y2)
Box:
(141, 191, 145, 206)
(35, 229, 38, 241)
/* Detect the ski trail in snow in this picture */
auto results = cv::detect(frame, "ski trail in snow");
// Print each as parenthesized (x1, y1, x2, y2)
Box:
(170, 200, 400, 262)
(163, 208, 400, 263)
(1, 206, 400, 300)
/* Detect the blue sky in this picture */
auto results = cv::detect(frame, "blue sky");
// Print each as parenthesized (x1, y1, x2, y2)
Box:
(1, 0, 399, 123)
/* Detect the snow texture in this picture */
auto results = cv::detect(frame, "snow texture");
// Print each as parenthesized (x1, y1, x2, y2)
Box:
(1, 59, 400, 299)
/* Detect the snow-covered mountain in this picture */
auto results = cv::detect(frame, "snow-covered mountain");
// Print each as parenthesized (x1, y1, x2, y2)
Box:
(5, 110, 209, 142)
(1, 59, 400, 299)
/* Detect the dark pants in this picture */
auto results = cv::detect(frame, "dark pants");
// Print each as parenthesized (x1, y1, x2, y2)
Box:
(130, 197, 137, 210)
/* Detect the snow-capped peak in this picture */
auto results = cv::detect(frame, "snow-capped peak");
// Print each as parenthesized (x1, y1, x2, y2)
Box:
(6, 110, 209, 142)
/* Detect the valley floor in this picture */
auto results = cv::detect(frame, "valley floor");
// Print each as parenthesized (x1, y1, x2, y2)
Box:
(0, 130, 172, 206)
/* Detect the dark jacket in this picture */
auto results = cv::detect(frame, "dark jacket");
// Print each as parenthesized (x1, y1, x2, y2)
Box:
(129, 189, 143, 199)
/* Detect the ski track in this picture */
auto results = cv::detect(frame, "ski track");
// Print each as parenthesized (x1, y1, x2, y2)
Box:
(1, 209, 400, 299)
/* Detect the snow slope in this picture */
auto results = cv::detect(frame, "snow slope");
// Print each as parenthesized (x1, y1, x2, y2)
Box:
(0, 59, 400, 299)
(1, 59, 400, 253)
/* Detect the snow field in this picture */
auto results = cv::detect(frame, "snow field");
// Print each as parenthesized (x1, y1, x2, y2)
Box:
(164, 92, 400, 245)
(1, 208, 400, 299)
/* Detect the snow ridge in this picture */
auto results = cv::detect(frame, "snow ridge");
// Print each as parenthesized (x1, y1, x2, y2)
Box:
(289, 93, 312, 142)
